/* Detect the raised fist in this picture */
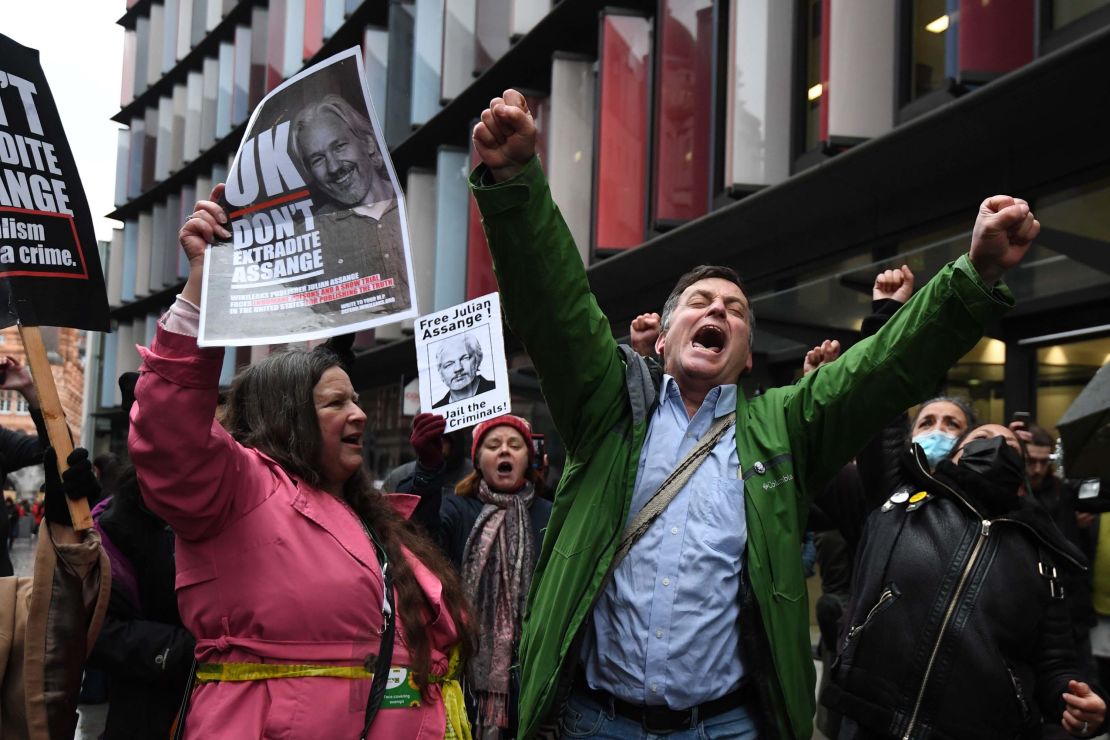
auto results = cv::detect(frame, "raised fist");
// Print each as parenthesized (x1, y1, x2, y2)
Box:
(803, 340, 841, 377)
(630, 313, 662, 358)
(873, 265, 915, 304)
(472, 89, 537, 182)
(969, 195, 1039, 286)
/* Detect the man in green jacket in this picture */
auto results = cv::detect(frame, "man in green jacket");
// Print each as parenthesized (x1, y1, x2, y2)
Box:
(468, 90, 1039, 739)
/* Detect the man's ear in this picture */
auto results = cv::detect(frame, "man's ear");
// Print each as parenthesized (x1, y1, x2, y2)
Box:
(654, 330, 666, 358)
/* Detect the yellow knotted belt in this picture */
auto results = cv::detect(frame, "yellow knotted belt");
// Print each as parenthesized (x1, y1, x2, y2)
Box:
(195, 646, 471, 740)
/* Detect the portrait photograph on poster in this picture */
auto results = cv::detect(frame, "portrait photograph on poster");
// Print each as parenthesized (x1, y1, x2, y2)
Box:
(415, 292, 510, 433)
(198, 47, 417, 346)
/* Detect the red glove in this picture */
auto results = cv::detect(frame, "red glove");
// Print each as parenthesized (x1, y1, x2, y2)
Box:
(411, 413, 446, 469)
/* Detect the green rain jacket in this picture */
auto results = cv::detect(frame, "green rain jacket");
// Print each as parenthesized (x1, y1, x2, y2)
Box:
(469, 157, 1013, 739)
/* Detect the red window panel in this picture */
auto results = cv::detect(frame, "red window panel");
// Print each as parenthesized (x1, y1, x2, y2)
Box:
(465, 143, 496, 300)
(958, 0, 1033, 81)
(652, 0, 713, 225)
(594, 13, 652, 252)
(466, 94, 548, 299)
(304, 0, 325, 62)
(266, 0, 286, 92)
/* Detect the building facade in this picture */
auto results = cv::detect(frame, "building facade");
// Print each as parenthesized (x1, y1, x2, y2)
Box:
(93, 0, 1110, 478)
(0, 326, 85, 441)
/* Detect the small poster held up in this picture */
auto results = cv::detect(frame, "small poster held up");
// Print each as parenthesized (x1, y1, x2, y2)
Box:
(416, 293, 510, 433)
(198, 47, 417, 346)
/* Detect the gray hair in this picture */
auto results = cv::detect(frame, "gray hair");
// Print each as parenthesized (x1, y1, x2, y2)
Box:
(911, 395, 979, 433)
(436, 333, 483, 368)
(289, 94, 388, 180)
(659, 264, 755, 347)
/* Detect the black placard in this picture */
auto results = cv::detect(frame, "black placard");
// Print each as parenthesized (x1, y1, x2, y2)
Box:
(0, 34, 109, 331)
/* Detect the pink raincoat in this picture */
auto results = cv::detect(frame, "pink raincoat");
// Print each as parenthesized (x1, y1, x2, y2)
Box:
(129, 326, 458, 739)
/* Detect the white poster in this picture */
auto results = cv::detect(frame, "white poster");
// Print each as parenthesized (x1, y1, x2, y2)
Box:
(198, 47, 417, 346)
(415, 292, 510, 432)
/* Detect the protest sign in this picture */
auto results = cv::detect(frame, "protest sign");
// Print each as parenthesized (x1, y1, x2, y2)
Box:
(415, 293, 510, 433)
(0, 34, 109, 333)
(199, 47, 417, 346)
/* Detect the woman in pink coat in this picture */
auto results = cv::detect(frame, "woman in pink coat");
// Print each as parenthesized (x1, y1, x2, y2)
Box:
(128, 185, 473, 739)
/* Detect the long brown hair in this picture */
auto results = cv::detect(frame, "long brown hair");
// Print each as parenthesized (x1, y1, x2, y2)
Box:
(224, 348, 474, 688)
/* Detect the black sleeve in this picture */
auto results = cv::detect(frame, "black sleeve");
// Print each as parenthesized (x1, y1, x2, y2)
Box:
(404, 461, 446, 540)
(0, 408, 46, 472)
(88, 585, 196, 684)
(30, 406, 48, 444)
(854, 298, 912, 512)
(811, 463, 869, 552)
(1033, 591, 1108, 733)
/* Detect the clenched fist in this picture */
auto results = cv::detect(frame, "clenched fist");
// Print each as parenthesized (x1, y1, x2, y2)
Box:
(969, 196, 1039, 286)
(472, 89, 537, 182)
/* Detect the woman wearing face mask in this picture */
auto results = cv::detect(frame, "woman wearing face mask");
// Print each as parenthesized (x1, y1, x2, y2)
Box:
(908, 396, 977, 469)
(402, 413, 551, 740)
(824, 424, 1107, 739)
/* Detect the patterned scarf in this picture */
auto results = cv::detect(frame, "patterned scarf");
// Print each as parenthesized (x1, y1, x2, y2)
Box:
(460, 479, 535, 734)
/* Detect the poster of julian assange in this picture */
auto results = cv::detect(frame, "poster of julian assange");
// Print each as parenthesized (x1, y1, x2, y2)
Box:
(415, 293, 511, 434)
(198, 47, 417, 346)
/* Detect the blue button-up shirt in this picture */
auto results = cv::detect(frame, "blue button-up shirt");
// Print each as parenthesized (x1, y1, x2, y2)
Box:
(581, 376, 747, 708)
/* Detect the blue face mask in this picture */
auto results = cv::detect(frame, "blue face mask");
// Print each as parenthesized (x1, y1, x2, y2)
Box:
(912, 431, 959, 468)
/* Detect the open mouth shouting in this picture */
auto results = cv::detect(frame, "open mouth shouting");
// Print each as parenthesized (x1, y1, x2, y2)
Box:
(691, 324, 727, 354)
(341, 432, 362, 448)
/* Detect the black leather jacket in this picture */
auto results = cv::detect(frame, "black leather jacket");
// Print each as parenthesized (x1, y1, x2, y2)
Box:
(824, 445, 1096, 740)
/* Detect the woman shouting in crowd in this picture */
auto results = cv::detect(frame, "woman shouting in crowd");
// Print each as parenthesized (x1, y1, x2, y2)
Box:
(404, 413, 551, 739)
(128, 185, 473, 739)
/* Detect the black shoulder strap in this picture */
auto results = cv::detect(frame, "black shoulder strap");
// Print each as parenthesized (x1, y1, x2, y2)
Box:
(360, 521, 396, 740)
(171, 657, 197, 740)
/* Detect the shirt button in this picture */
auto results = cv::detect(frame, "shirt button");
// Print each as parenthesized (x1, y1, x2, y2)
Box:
(662, 577, 670, 586)
(670, 527, 678, 535)
(651, 683, 658, 693)
(655, 629, 663, 639)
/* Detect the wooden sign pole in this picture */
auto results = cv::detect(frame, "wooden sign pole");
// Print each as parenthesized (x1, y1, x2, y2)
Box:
(17, 324, 92, 531)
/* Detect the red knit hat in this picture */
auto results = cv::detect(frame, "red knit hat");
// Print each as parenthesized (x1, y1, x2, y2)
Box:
(471, 415, 534, 465)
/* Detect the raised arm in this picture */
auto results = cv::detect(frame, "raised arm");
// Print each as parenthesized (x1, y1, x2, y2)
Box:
(853, 266, 917, 509)
(128, 186, 275, 541)
(469, 91, 627, 454)
(0, 356, 48, 470)
(786, 197, 1038, 496)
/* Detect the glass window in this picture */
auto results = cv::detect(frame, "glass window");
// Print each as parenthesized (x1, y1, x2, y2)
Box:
(594, 13, 652, 252)
(908, 0, 954, 100)
(802, 0, 823, 152)
(944, 337, 1007, 424)
(652, 0, 713, 225)
(1036, 336, 1110, 434)
(1050, 0, 1110, 29)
